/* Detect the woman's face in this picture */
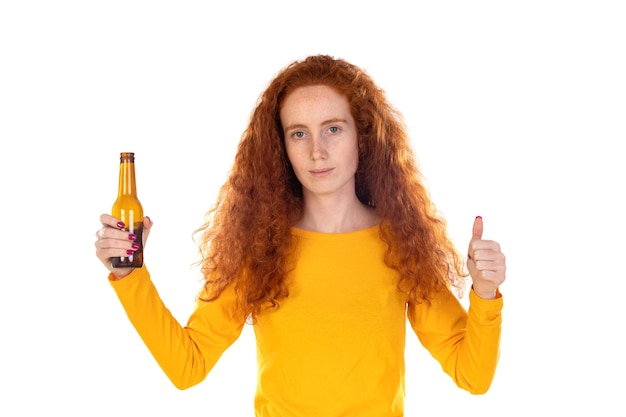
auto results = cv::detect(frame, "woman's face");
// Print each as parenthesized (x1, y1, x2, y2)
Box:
(280, 85, 359, 202)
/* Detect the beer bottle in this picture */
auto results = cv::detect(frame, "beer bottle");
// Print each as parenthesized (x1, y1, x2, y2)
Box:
(111, 152, 144, 268)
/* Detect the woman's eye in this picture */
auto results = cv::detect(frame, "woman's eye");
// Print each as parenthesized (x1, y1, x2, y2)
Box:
(293, 131, 305, 139)
(328, 126, 339, 134)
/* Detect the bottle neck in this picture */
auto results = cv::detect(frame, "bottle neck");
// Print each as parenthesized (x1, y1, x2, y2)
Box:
(117, 161, 137, 197)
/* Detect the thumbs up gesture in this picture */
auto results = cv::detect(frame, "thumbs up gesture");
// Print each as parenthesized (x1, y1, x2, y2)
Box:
(467, 216, 506, 299)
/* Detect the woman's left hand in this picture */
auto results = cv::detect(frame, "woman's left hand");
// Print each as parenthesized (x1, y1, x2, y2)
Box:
(467, 216, 506, 299)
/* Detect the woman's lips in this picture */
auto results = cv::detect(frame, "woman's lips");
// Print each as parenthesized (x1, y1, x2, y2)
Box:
(310, 168, 334, 177)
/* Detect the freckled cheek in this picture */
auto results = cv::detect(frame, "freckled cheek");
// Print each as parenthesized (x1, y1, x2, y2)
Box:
(285, 148, 307, 174)
(349, 148, 360, 172)
(350, 159, 359, 175)
(284, 144, 298, 166)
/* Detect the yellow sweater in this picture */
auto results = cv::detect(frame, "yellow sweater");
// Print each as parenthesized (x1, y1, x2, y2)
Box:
(111, 225, 502, 416)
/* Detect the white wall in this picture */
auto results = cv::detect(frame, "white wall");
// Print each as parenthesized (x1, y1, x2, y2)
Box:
(1, 1, 624, 415)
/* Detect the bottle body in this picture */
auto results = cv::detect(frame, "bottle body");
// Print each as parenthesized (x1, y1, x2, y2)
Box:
(111, 152, 144, 268)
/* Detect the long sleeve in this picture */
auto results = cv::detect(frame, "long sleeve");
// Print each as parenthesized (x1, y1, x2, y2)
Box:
(110, 266, 245, 389)
(407, 287, 503, 394)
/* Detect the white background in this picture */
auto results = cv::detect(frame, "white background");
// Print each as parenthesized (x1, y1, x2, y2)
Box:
(1, 1, 624, 415)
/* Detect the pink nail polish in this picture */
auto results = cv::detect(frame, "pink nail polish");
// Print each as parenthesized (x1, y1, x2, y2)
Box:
(117, 221, 125, 229)
(126, 249, 134, 255)
(128, 234, 136, 241)
(475, 216, 482, 220)
(132, 243, 140, 249)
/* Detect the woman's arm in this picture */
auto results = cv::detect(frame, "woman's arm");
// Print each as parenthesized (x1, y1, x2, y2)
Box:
(110, 266, 245, 390)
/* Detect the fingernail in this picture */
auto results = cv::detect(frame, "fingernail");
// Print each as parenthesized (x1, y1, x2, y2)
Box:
(117, 221, 125, 229)
(126, 249, 134, 255)
(475, 216, 482, 220)
(468, 253, 473, 260)
(128, 234, 136, 241)
(132, 243, 140, 249)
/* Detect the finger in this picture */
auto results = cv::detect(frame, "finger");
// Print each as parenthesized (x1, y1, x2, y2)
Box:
(471, 266, 506, 286)
(467, 215, 483, 260)
(471, 215, 483, 242)
(143, 216, 153, 232)
(142, 216, 153, 247)
(97, 226, 131, 241)
(95, 240, 137, 258)
(472, 258, 506, 273)
(100, 213, 125, 229)
(470, 240, 502, 254)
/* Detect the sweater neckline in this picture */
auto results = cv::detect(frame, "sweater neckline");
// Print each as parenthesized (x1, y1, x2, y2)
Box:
(291, 224, 380, 241)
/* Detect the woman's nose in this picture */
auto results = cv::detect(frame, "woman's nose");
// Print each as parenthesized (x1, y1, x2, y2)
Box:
(311, 135, 328, 160)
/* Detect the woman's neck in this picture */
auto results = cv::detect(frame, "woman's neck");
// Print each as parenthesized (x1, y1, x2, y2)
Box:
(296, 192, 379, 234)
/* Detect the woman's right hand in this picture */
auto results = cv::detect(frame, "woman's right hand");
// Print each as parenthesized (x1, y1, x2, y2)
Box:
(94, 214, 153, 280)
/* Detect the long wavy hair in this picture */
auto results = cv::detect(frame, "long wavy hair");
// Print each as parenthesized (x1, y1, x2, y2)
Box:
(194, 55, 467, 321)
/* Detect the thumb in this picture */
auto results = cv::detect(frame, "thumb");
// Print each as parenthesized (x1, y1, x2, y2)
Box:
(471, 215, 483, 242)
(142, 216, 153, 247)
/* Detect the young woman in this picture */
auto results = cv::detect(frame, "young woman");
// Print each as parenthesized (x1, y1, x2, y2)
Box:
(95, 55, 506, 416)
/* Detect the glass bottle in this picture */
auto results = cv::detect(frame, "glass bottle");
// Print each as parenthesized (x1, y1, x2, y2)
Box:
(111, 152, 144, 268)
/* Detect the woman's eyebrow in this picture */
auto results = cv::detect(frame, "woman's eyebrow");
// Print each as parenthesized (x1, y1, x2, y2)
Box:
(284, 118, 348, 132)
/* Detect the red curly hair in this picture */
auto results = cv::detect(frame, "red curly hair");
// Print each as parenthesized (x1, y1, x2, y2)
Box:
(195, 55, 467, 320)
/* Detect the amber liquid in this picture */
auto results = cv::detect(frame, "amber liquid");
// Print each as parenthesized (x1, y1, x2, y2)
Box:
(111, 222, 144, 268)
